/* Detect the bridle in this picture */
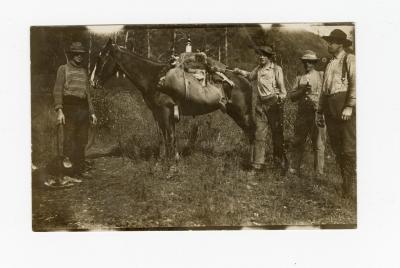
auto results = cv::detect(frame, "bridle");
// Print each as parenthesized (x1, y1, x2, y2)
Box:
(92, 49, 110, 88)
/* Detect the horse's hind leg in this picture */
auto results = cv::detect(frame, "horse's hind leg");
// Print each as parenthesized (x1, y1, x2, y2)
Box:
(151, 110, 167, 160)
(158, 94, 182, 162)
(157, 122, 167, 160)
(158, 106, 175, 160)
(160, 108, 180, 179)
(186, 122, 199, 153)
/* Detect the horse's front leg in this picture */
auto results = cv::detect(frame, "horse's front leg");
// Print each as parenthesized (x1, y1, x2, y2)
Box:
(171, 117, 180, 162)
(157, 123, 167, 160)
(163, 113, 180, 179)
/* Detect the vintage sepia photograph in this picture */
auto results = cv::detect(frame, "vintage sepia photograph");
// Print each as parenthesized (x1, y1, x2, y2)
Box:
(31, 22, 356, 231)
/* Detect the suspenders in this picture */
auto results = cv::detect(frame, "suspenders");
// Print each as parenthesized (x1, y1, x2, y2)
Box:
(341, 53, 349, 82)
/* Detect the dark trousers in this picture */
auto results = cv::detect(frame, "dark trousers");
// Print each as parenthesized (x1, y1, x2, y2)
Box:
(62, 97, 90, 175)
(322, 92, 356, 195)
(251, 97, 286, 169)
(291, 105, 326, 175)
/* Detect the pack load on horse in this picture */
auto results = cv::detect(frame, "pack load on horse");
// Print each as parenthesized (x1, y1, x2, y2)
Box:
(158, 38, 235, 120)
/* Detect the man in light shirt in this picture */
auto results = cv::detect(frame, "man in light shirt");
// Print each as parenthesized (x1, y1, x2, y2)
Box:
(234, 46, 288, 174)
(316, 29, 356, 198)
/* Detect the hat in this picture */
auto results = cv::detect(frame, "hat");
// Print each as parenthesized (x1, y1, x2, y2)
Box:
(255, 46, 275, 56)
(322, 29, 352, 47)
(68, 42, 87, 53)
(300, 50, 319, 61)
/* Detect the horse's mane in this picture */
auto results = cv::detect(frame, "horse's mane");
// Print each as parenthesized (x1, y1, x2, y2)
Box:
(113, 45, 167, 67)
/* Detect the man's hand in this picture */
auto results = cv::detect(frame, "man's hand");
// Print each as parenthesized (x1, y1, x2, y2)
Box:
(341, 107, 353, 121)
(277, 93, 286, 104)
(303, 84, 312, 94)
(90, 114, 98, 125)
(233, 68, 242, 75)
(316, 112, 325, 128)
(57, 109, 65, 125)
(210, 66, 223, 73)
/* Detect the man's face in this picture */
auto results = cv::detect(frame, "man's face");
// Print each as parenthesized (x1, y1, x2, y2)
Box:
(302, 60, 316, 72)
(71, 52, 85, 65)
(327, 40, 343, 55)
(258, 54, 270, 66)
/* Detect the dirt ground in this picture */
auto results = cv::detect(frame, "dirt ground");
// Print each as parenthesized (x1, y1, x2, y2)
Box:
(32, 144, 356, 231)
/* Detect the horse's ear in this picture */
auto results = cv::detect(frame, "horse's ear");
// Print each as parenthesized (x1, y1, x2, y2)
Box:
(103, 38, 114, 54)
(106, 38, 113, 47)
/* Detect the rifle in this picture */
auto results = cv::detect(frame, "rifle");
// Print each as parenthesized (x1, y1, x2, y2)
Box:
(56, 124, 72, 171)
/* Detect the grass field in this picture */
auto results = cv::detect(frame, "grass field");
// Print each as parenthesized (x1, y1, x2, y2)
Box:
(32, 148, 356, 231)
(31, 80, 356, 230)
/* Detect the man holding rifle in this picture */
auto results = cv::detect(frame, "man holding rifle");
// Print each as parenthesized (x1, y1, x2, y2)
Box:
(51, 42, 97, 187)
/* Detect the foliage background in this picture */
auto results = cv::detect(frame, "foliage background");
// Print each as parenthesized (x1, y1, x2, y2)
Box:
(31, 23, 343, 164)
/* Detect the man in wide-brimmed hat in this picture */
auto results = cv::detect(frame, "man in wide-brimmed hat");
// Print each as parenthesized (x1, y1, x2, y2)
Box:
(289, 50, 326, 179)
(50, 41, 97, 187)
(322, 29, 353, 49)
(234, 45, 288, 173)
(316, 29, 356, 198)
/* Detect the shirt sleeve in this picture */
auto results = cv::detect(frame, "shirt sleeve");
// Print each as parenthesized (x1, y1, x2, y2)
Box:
(317, 87, 326, 113)
(275, 65, 287, 98)
(53, 65, 66, 111)
(246, 67, 258, 81)
(289, 76, 303, 101)
(317, 71, 324, 94)
(344, 54, 356, 107)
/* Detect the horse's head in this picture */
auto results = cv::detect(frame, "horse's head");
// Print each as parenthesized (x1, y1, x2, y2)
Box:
(92, 38, 119, 88)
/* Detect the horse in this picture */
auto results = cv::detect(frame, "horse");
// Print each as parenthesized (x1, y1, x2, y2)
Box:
(92, 38, 255, 163)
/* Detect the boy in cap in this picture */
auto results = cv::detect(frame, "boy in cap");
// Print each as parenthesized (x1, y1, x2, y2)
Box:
(289, 50, 326, 179)
(51, 42, 97, 186)
(316, 29, 356, 198)
(234, 46, 288, 173)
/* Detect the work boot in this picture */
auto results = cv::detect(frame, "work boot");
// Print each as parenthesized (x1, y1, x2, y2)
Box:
(288, 167, 302, 178)
(44, 176, 76, 188)
(247, 164, 263, 178)
(250, 163, 264, 171)
(78, 171, 92, 180)
(62, 175, 82, 184)
(313, 171, 324, 181)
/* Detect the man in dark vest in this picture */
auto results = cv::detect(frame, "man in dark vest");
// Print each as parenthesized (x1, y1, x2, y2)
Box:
(316, 29, 356, 198)
(234, 46, 288, 174)
(53, 42, 97, 184)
